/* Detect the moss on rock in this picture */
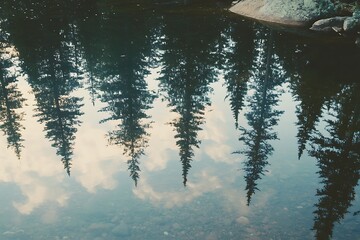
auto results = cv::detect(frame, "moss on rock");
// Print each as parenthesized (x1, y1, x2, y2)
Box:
(260, 0, 337, 21)
(230, 0, 340, 26)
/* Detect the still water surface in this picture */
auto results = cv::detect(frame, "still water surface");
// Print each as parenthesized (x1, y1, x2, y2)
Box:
(0, 1, 359, 239)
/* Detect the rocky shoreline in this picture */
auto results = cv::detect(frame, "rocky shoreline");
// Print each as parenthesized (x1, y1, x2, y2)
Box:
(229, 0, 360, 45)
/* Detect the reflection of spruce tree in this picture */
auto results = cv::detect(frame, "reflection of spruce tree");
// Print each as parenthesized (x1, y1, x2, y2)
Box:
(281, 43, 342, 159)
(236, 30, 285, 205)
(100, 76, 155, 186)
(75, 1, 102, 105)
(274, 35, 358, 160)
(97, 13, 158, 186)
(311, 84, 360, 240)
(8, 9, 84, 174)
(0, 40, 25, 159)
(158, 13, 220, 186)
(221, 19, 255, 128)
(31, 29, 84, 175)
(292, 76, 332, 160)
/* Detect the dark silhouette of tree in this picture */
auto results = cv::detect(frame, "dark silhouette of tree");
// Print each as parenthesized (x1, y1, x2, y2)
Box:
(284, 47, 343, 159)
(30, 29, 84, 175)
(310, 83, 360, 240)
(99, 76, 155, 186)
(74, 0, 102, 106)
(274, 35, 358, 159)
(96, 12, 159, 186)
(158, 11, 221, 186)
(6, 2, 85, 175)
(221, 18, 255, 128)
(293, 78, 332, 160)
(0, 29, 26, 159)
(235, 30, 286, 205)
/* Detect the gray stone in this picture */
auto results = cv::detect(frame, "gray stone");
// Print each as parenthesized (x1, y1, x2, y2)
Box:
(310, 16, 347, 32)
(230, 0, 338, 26)
(343, 16, 360, 32)
(261, 0, 336, 21)
(355, 37, 360, 47)
(236, 216, 250, 225)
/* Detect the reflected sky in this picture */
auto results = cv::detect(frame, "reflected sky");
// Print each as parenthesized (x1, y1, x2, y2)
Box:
(0, 1, 359, 239)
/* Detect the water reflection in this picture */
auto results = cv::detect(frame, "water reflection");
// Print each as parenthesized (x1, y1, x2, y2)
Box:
(221, 16, 254, 128)
(16, 19, 83, 175)
(0, 0, 359, 239)
(234, 29, 286, 205)
(158, 11, 222, 185)
(96, 12, 158, 186)
(310, 83, 360, 240)
(0, 26, 25, 159)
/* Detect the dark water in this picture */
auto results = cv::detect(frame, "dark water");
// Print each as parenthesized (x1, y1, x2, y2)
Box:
(0, 0, 359, 239)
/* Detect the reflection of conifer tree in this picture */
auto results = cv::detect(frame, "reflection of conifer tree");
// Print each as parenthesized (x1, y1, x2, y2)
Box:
(7, 4, 84, 174)
(310, 84, 360, 240)
(221, 19, 255, 128)
(76, 1, 102, 106)
(236, 30, 285, 205)
(97, 13, 158, 186)
(293, 78, 329, 160)
(275, 36, 356, 160)
(292, 77, 341, 159)
(30, 27, 84, 175)
(280, 43, 342, 160)
(0, 33, 25, 159)
(100, 76, 155, 186)
(158, 13, 219, 186)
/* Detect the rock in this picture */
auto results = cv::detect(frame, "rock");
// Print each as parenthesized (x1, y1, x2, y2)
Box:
(332, 26, 343, 33)
(355, 37, 360, 47)
(88, 223, 113, 231)
(343, 16, 360, 32)
(2, 229, 25, 237)
(3, 231, 16, 236)
(236, 216, 250, 225)
(310, 16, 347, 32)
(230, 0, 338, 27)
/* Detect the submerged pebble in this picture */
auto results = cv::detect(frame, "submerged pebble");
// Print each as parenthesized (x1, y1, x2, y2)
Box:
(236, 216, 250, 225)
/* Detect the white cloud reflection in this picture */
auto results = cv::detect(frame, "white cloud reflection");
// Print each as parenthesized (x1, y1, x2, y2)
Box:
(0, 79, 70, 214)
(0, 72, 247, 216)
(71, 96, 126, 193)
(143, 97, 178, 172)
(133, 78, 247, 212)
(0, 79, 126, 214)
(133, 170, 223, 208)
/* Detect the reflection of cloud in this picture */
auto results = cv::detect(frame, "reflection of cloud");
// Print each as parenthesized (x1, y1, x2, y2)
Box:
(144, 97, 178, 172)
(252, 189, 275, 209)
(200, 80, 241, 165)
(0, 79, 71, 214)
(133, 170, 222, 208)
(13, 179, 69, 215)
(41, 208, 59, 224)
(73, 124, 124, 193)
(221, 189, 249, 216)
(0, 80, 127, 214)
(72, 88, 126, 193)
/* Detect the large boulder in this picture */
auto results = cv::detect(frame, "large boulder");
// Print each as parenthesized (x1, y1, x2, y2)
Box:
(310, 16, 347, 32)
(343, 10, 360, 32)
(230, 0, 338, 26)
